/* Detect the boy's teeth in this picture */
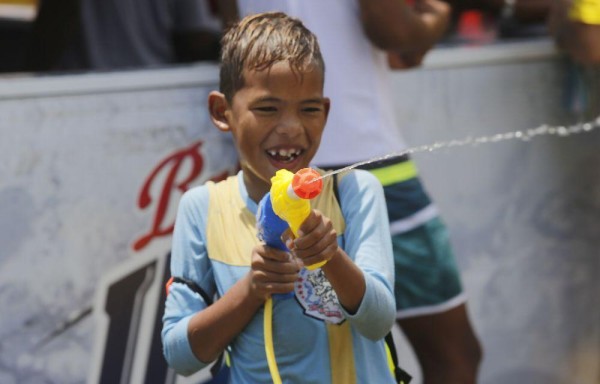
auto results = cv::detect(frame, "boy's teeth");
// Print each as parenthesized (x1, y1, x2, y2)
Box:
(268, 149, 301, 157)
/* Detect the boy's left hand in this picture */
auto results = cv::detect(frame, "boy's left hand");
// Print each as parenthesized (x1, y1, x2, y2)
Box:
(289, 210, 339, 268)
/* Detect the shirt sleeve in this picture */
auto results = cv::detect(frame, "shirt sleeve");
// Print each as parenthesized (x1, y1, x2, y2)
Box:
(161, 186, 215, 376)
(337, 170, 396, 340)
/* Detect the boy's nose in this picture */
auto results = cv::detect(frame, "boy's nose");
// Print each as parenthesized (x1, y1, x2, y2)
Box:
(275, 114, 303, 137)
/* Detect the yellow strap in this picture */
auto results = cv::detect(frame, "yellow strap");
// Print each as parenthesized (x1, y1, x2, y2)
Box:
(206, 176, 259, 267)
(385, 341, 395, 377)
(327, 322, 357, 384)
(264, 298, 282, 384)
(265, 302, 358, 384)
(368, 161, 418, 187)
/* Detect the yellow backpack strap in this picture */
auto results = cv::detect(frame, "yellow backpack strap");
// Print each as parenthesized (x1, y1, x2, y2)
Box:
(329, 169, 412, 384)
(206, 176, 257, 266)
(311, 168, 345, 235)
(314, 170, 355, 384)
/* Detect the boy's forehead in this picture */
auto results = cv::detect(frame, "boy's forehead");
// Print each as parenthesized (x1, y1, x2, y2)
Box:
(241, 61, 324, 85)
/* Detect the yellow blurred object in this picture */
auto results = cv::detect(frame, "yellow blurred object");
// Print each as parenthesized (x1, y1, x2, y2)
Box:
(0, 0, 37, 21)
(569, 0, 600, 24)
(0, 0, 37, 5)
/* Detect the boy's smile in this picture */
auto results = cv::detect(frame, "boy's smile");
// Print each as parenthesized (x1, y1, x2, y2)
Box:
(211, 61, 329, 202)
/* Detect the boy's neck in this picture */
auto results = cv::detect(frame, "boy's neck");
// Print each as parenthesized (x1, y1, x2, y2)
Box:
(241, 169, 271, 204)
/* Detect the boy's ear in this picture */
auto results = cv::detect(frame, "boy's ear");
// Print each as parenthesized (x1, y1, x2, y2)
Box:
(208, 91, 231, 132)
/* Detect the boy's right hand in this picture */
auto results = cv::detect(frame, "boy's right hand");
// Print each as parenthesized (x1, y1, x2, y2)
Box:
(248, 244, 301, 301)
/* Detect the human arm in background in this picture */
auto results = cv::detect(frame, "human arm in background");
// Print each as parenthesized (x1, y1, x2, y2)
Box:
(548, 0, 600, 65)
(162, 187, 301, 375)
(358, 0, 451, 69)
(291, 171, 396, 340)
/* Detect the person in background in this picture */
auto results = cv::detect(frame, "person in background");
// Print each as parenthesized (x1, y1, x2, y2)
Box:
(236, 1, 483, 383)
(162, 11, 398, 383)
(549, 0, 600, 65)
(23, 0, 238, 72)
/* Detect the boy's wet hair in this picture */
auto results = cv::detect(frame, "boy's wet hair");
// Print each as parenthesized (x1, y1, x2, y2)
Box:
(219, 12, 325, 102)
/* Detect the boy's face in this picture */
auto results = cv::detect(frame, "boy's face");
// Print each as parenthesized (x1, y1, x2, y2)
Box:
(216, 61, 329, 200)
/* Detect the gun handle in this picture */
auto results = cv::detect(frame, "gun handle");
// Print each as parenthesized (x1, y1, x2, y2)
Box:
(257, 193, 295, 299)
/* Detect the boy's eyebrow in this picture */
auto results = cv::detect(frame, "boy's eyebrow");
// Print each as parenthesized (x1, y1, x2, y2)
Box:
(254, 96, 282, 103)
(253, 96, 326, 104)
(301, 98, 327, 104)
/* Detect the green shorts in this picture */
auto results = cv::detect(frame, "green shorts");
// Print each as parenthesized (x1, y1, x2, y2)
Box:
(366, 157, 466, 318)
(324, 156, 466, 318)
(390, 217, 465, 318)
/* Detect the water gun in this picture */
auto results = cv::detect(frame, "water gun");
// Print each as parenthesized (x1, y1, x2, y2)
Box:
(256, 167, 323, 384)
(256, 167, 325, 271)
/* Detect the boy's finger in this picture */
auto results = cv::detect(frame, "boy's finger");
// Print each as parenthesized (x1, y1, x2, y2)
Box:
(253, 246, 300, 274)
(263, 258, 301, 274)
(297, 210, 321, 237)
(295, 218, 335, 250)
(296, 243, 337, 269)
(255, 270, 299, 284)
(281, 228, 296, 249)
(294, 226, 325, 250)
(259, 245, 292, 261)
(294, 231, 337, 260)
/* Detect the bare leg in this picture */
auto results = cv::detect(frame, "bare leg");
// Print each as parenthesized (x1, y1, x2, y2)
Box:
(397, 303, 482, 384)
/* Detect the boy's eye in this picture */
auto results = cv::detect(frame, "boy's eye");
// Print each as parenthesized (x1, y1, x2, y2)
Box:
(254, 106, 277, 113)
(303, 107, 322, 113)
(302, 106, 325, 114)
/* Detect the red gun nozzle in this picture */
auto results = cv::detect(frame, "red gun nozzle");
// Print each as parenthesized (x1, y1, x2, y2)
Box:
(292, 168, 323, 199)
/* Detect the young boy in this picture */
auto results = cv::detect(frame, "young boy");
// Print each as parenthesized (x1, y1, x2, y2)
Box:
(162, 12, 396, 383)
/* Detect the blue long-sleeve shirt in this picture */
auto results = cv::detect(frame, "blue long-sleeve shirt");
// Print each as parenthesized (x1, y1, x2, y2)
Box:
(162, 170, 396, 383)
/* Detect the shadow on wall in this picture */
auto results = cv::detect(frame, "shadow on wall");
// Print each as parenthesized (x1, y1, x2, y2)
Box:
(488, 369, 560, 384)
(532, 152, 600, 243)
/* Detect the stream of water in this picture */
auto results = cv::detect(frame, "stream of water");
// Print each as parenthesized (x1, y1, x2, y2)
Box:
(316, 116, 600, 181)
